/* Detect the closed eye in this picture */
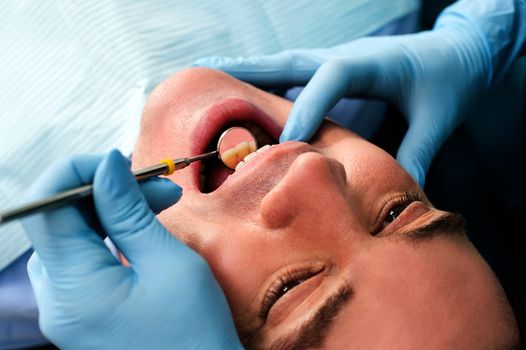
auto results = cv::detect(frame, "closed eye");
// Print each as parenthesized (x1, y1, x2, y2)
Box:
(373, 192, 422, 235)
(259, 266, 325, 321)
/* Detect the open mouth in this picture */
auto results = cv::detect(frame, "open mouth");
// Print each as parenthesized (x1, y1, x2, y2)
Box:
(193, 98, 282, 193)
(200, 120, 278, 193)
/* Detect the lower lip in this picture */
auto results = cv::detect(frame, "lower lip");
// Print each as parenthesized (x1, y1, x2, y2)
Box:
(214, 142, 317, 192)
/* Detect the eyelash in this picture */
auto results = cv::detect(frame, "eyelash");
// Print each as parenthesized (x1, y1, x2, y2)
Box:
(372, 191, 422, 235)
(259, 267, 320, 321)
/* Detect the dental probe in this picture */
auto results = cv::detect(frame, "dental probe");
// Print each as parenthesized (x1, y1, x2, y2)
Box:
(0, 151, 218, 225)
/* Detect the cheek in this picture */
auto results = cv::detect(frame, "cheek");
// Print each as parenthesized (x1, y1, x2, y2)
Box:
(247, 88, 292, 128)
(342, 238, 484, 346)
(346, 148, 411, 191)
(157, 204, 273, 312)
(317, 126, 415, 195)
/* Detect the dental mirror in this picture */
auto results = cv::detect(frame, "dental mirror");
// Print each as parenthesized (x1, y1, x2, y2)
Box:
(217, 127, 258, 169)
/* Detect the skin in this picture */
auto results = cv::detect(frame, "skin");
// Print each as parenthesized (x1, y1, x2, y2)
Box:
(132, 68, 517, 349)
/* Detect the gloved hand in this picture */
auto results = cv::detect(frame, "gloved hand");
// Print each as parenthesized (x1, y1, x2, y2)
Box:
(22, 150, 243, 350)
(194, 14, 493, 186)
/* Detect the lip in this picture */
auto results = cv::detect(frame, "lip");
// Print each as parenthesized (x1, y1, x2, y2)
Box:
(212, 141, 319, 196)
(190, 97, 282, 190)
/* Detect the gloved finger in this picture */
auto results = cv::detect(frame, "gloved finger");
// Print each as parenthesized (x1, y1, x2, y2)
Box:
(193, 51, 322, 87)
(396, 116, 450, 187)
(27, 252, 44, 304)
(93, 150, 185, 271)
(280, 59, 377, 142)
(138, 177, 182, 214)
(21, 155, 119, 279)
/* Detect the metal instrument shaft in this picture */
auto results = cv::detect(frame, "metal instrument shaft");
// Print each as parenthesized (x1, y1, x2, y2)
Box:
(0, 150, 218, 225)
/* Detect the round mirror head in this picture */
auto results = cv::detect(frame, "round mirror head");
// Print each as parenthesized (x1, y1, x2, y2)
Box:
(217, 127, 258, 169)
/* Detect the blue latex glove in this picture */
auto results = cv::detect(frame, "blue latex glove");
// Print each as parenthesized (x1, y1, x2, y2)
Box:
(195, 0, 526, 186)
(21, 151, 243, 350)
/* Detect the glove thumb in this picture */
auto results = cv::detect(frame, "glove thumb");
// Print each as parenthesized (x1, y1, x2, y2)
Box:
(396, 119, 445, 188)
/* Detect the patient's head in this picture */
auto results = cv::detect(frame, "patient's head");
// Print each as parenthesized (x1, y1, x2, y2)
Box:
(132, 68, 519, 349)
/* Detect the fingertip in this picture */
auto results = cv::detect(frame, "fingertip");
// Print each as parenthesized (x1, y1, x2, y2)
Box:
(279, 113, 315, 143)
(193, 56, 231, 68)
(140, 177, 183, 213)
(397, 155, 426, 188)
(412, 166, 426, 188)
(98, 150, 135, 191)
(192, 57, 214, 67)
(166, 179, 183, 199)
(27, 253, 43, 291)
(279, 126, 304, 143)
(278, 133, 288, 143)
(27, 252, 40, 275)
(107, 149, 128, 167)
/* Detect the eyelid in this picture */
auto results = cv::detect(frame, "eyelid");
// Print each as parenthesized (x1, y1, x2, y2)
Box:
(372, 192, 422, 235)
(259, 264, 325, 321)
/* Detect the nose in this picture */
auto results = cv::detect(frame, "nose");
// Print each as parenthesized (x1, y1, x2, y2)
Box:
(260, 151, 349, 229)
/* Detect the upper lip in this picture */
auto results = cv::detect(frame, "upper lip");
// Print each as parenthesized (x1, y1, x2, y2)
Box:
(189, 97, 282, 189)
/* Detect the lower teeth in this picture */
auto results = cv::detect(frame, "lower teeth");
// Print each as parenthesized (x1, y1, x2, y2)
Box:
(234, 144, 274, 171)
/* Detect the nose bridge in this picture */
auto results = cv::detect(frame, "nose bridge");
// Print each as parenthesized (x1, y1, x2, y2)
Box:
(260, 153, 369, 251)
(260, 152, 364, 235)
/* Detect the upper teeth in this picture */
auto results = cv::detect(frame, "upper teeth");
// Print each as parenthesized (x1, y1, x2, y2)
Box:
(235, 144, 274, 171)
(220, 141, 257, 169)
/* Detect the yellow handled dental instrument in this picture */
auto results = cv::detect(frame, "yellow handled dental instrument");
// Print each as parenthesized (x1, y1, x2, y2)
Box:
(0, 151, 218, 225)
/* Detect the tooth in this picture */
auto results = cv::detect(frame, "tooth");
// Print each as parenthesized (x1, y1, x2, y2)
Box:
(235, 141, 251, 160)
(221, 148, 239, 169)
(235, 160, 245, 171)
(249, 141, 257, 153)
(256, 144, 271, 153)
(244, 152, 257, 162)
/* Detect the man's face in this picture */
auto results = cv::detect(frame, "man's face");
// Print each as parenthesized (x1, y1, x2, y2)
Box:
(132, 68, 516, 349)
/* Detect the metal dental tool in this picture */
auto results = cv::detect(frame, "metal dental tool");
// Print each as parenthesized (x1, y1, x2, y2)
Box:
(0, 127, 258, 225)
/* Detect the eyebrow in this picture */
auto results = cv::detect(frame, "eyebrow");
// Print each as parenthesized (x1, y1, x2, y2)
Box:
(403, 211, 467, 242)
(268, 283, 353, 350)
